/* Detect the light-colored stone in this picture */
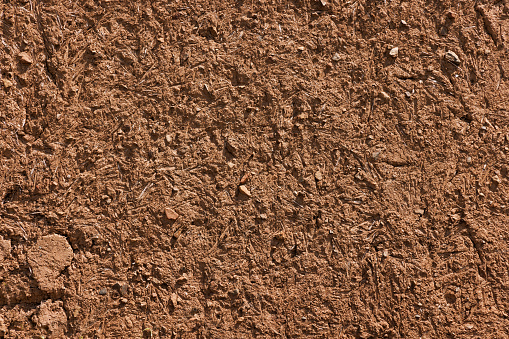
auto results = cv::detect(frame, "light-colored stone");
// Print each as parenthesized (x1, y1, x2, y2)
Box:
(314, 171, 323, 181)
(445, 50, 460, 65)
(380, 91, 390, 100)
(2, 79, 13, 88)
(171, 293, 178, 307)
(18, 52, 33, 64)
(239, 185, 251, 197)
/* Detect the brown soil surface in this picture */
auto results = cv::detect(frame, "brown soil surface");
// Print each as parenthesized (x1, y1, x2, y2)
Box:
(1, 0, 509, 338)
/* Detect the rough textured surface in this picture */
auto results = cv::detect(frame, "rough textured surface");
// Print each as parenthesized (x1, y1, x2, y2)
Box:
(0, 237, 11, 261)
(27, 234, 73, 293)
(31, 299, 68, 337)
(1, 0, 509, 337)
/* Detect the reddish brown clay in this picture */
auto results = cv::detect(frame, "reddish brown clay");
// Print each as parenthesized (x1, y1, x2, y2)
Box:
(1, 0, 509, 337)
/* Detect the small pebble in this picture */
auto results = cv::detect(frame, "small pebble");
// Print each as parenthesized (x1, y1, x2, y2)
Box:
(228, 289, 240, 298)
(259, 213, 268, 220)
(119, 284, 128, 297)
(99, 288, 107, 295)
(176, 274, 188, 284)
(389, 47, 399, 58)
(18, 52, 33, 64)
(239, 185, 251, 197)
(380, 91, 390, 100)
(466, 156, 472, 164)
(170, 293, 178, 307)
(239, 172, 250, 184)
(314, 171, 323, 181)
(415, 208, 425, 215)
(225, 137, 240, 156)
(445, 50, 460, 65)
(2, 79, 13, 88)
(332, 52, 340, 61)
(164, 207, 179, 220)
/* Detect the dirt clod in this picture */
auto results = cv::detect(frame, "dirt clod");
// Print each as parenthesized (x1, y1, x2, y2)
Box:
(2, 79, 13, 88)
(0, 237, 11, 261)
(27, 235, 73, 292)
(119, 284, 129, 297)
(32, 300, 67, 337)
(170, 293, 178, 307)
(176, 274, 188, 285)
(239, 172, 250, 185)
(18, 52, 33, 64)
(164, 207, 179, 221)
(225, 136, 243, 157)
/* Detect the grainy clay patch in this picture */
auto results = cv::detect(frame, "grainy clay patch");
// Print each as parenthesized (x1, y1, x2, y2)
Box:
(1, 0, 509, 338)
